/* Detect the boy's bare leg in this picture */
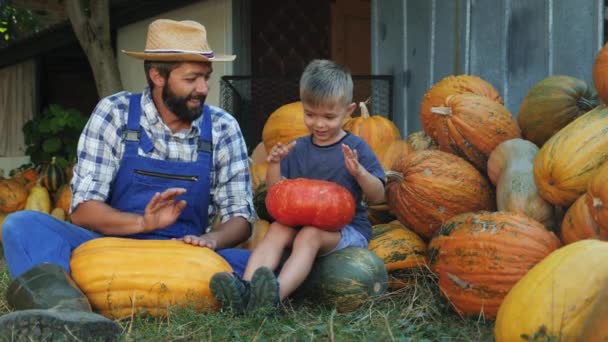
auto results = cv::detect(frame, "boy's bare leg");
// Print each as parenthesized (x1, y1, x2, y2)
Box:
(243, 222, 297, 281)
(277, 226, 341, 299)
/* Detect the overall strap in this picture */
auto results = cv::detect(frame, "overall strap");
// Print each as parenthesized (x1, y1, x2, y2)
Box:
(124, 93, 143, 156)
(197, 105, 213, 155)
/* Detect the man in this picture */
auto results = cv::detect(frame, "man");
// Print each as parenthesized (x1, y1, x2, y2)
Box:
(0, 19, 254, 340)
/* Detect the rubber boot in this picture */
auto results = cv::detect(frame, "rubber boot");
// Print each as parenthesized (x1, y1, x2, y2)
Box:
(0, 263, 121, 341)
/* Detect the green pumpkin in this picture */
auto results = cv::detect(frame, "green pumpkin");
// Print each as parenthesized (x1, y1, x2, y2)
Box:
(41, 157, 66, 193)
(253, 184, 273, 222)
(518, 75, 599, 147)
(294, 247, 388, 312)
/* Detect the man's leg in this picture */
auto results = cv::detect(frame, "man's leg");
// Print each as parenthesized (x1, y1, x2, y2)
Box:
(2, 210, 100, 278)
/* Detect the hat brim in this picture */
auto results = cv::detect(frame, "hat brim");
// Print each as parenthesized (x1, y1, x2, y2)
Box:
(122, 50, 236, 62)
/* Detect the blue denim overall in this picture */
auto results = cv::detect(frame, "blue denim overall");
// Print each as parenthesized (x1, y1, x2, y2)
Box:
(2, 94, 250, 278)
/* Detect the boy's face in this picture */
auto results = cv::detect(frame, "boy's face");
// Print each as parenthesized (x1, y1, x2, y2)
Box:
(302, 101, 356, 146)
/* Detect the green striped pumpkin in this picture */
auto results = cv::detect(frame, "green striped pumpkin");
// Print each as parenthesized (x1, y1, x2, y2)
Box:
(41, 157, 66, 193)
(295, 247, 388, 312)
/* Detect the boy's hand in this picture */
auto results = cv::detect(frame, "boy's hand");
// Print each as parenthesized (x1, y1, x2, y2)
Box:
(267, 141, 296, 164)
(342, 144, 364, 177)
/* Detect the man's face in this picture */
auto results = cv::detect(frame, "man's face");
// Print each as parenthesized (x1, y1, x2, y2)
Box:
(162, 62, 212, 122)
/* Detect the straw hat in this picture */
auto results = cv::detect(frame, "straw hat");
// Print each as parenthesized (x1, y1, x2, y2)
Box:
(122, 19, 235, 62)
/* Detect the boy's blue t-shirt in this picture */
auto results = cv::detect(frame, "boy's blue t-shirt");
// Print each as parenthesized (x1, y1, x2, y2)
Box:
(280, 132, 385, 241)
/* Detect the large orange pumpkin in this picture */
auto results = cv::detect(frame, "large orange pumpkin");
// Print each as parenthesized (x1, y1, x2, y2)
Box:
(70, 237, 232, 318)
(265, 178, 356, 231)
(518, 75, 599, 147)
(593, 43, 608, 104)
(386, 150, 495, 239)
(379, 139, 412, 170)
(429, 211, 561, 318)
(423, 93, 520, 171)
(343, 102, 401, 161)
(262, 102, 309, 153)
(420, 75, 503, 143)
(533, 105, 608, 206)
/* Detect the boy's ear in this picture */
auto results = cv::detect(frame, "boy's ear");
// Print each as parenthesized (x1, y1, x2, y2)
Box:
(346, 102, 357, 117)
(149, 68, 166, 88)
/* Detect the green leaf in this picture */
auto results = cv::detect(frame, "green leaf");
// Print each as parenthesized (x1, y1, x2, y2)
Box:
(42, 137, 62, 153)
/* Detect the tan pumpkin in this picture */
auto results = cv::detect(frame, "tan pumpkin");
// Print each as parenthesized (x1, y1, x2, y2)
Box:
(420, 75, 503, 143)
(560, 162, 608, 244)
(70, 237, 233, 318)
(534, 105, 608, 206)
(369, 220, 426, 289)
(406, 130, 438, 151)
(429, 211, 561, 318)
(487, 139, 555, 228)
(262, 101, 309, 153)
(343, 102, 401, 161)
(423, 93, 521, 171)
(386, 150, 495, 239)
(250, 142, 268, 164)
(0, 179, 28, 213)
(54, 184, 72, 215)
(249, 159, 268, 192)
(24, 183, 51, 214)
(380, 139, 412, 170)
(240, 220, 270, 250)
(50, 207, 66, 221)
(495, 240, 608, 341)
(518, 75, 599, 147)
(593, 43, 608, 104)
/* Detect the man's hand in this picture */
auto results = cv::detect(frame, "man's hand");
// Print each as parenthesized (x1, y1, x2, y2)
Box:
(177, 235, 218, 249)
(139, 188, 187, 233)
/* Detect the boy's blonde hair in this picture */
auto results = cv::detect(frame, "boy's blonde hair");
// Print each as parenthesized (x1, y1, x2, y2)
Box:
(299, 59, 353, 107)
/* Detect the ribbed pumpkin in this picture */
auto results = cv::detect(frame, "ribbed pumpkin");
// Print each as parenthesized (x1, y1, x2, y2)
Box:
(343, 102, 401, 161)
(406, 130, 438, 151)
(420, 75, 503, 142)
(533, 105, 608, 206)
(265, 178, 356, 231)
(294, 247, 388, 312)
(54, 184, 72, 215)
(429, 211, 561, 318)
(380, 139, 412, 170)
(593, 43, 608, 104)
(487, 139, 555, 228)
(495, 240, 608, 341)
(423, 93, 521, 171)
(262, 101, 309, 153)
(561, 162, 608, 244)
(70, 237, 233, 318)
(40, 157, 66, 193)
(369, 220, 426, 289)
(386, 150, 495, 239)
(50, 207, 66, 221)
(518, 75, 599, 147)
(0, 179, 28, 213)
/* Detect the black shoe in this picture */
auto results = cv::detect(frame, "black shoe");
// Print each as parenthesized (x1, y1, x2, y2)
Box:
(247, 267, 280, 311)
(210, 272, 250, 313)
(0, 309, 121, 341)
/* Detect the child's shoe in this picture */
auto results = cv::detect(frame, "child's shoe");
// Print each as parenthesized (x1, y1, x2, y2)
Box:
(210, 272, 250, 313)
(247, 266, 280, 311)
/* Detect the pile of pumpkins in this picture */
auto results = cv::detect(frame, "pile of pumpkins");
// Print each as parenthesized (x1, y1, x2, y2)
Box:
(246, 45, 608, 339)
(0, 157, 72, 238)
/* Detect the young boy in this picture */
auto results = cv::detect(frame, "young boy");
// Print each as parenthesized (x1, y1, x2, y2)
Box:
(210, 59, 386, 312)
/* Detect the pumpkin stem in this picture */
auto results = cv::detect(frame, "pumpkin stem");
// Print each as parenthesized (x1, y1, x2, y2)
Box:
(385, 170, 404, 183)
(577, 96, 597, 111)
(593, 196, 604, 209)
(447, 272, 473, 289)
(430, 107, 452, 116)
(359, 102, 370, 118)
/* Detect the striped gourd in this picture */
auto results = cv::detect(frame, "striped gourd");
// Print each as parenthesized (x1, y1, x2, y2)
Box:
(41, 157, 66, 193)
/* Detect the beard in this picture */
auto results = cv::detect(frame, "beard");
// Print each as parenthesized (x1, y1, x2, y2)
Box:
(162, 84, 206, 122)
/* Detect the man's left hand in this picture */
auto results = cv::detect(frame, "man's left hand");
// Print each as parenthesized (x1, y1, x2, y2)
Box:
(177, 235, 217, 249)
